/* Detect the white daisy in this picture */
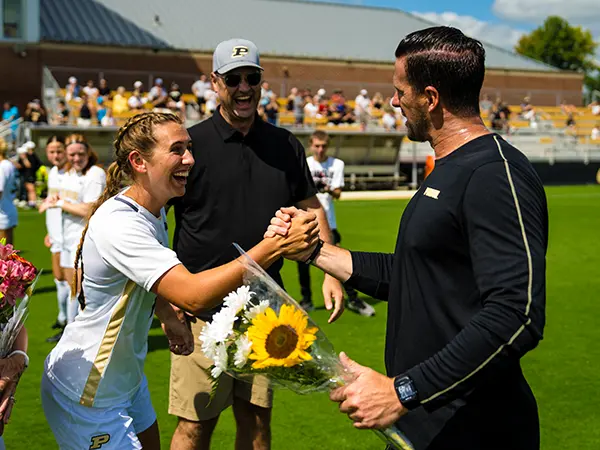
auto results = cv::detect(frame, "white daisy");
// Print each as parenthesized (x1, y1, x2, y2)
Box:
(233, 334, 253, 368)
(244, 300, 270, 322)
(202, 307, 237, 344)
(223, 285, 254, 315)
(211, 343, 228, 378)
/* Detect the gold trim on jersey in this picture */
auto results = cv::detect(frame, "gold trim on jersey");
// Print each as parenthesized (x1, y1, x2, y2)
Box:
(79, 280, 137, 407)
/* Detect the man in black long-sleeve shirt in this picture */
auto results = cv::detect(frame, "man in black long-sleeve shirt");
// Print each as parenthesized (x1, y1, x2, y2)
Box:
(270, 26, 547, 449)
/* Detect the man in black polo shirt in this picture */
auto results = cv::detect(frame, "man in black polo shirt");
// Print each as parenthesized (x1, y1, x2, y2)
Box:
(168, 38, 343, 450)
(270, 27, 547, 450)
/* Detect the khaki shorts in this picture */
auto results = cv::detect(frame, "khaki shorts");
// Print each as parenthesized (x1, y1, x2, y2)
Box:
(168, 317, 273, 421)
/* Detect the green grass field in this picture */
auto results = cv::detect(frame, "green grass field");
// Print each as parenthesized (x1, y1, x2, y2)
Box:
(4, 185, 600, 449)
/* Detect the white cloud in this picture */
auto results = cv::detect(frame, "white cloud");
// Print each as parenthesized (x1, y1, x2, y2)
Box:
(412, 11, 527, 51)
(493, 0, 600, 32)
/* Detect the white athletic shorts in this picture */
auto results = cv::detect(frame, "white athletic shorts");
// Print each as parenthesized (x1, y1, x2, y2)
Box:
(41, 372, 156, 450)
(0, 212, 17, 230)
(59, 247, 76, 269)
(50, 237, 62, 254)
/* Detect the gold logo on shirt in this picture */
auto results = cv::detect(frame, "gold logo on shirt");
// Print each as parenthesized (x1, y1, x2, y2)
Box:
(423, 187, 440, 199)
(89, 434, 110, 449)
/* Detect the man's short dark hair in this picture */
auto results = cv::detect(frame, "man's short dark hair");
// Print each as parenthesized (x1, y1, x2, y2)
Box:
(310, 129, 329, 145)
(395, 26, 485, 117)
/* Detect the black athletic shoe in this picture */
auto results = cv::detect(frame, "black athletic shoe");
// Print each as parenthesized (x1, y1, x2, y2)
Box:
(299, 299, 315, 312)
(51, 320, 66, 330)
(46, 331, 63, 343)
(346, 297, 375, 317)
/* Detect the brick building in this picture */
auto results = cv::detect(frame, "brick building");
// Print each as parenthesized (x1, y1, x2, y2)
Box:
(0, 0, 584, 110)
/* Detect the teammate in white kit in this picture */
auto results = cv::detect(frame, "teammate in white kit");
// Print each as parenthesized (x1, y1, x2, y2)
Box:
(38, 136, 71, 341)
(41, 112, 320, 450)
(43, 134, 107, 323)
(298, 130, 375, 316)
(0, 138, 18, 244)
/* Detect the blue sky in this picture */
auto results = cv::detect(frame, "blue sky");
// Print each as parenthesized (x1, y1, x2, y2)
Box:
(308, 0, 600, 59)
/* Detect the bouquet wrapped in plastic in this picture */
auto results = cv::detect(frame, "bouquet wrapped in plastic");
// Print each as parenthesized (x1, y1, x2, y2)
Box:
(0, 239, 40, 357)
(200, 244, 414, 450)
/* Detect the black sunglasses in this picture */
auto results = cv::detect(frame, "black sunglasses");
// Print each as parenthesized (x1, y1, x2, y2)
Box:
(218, 72, 262, 88)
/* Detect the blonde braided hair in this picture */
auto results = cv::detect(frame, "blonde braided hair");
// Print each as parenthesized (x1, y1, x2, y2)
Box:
(73, 112, 183, 308)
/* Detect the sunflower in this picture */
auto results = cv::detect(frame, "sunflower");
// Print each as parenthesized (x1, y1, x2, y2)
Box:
(246, 304, 318, 369)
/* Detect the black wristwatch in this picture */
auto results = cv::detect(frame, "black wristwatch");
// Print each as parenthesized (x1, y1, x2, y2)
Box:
(394, 376, 419, 410)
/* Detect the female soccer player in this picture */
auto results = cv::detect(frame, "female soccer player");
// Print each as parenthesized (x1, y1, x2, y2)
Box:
(38, 136, 71, 341)
(41, 112, 319, 449)
(0, 138, 17, 244)
(44, 134, 106, 323)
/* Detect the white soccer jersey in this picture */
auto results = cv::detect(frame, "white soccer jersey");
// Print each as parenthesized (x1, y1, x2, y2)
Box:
(0, 160, 17, 229)
(46, 166, 67, 250)
(45, 193, 181, 408)
(61, 165, 106, 252)
(307, 156, 345, 230)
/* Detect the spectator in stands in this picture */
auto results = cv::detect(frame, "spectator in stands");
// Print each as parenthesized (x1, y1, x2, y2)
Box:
(2, 102, 19, 145)
(565, 112, 578, 137)
(55, 100, 70, 125)
(260, 81, 274, 107)
(371, 92, 384, 110)
(100, 107, 116, 127)
(264, 95, 279, 125)
(298, 129, 375, 316)
(168, 82, 186, 119)
(591, 122, 600, 141)
(192, 74, 211, 116)
(98, 78, 111, 99)
(560, 99, 578, 116)
(203, 88, 218, 116)
(14, 140, 41, 209)
(82, 80, 99, 99)
(304, 95, 319, 122)
(65, 76, 80, 102)
(314, 87, 327, 104)
(589, 100, 600, 116)
(133, 80, 144, 95)
(149, 78, 169, 111)
(382, 103, 397, 131)
(479, 94, 493, 118)
(96, 97, 107, 124)
(112, 86, 129, 114)
(76, 93, 95, 127)
(591, 123, 600, 141)
(127, 88, 145, 111)
(520, 96, 536, 121)
(354, 89, 371, 131)
(24, 99, 48, 125)
(331, 89, 344, 104)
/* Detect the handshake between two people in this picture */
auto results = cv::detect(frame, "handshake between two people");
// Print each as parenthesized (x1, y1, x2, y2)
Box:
(263, 206, 322, 263)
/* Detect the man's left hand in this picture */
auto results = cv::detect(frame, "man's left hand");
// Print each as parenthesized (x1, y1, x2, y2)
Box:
(322, 274, 344, 323)
(161, 318, 194, 356)
(330, 352, 407, 429)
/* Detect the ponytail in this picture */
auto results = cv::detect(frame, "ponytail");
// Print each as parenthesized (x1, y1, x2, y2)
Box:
(72, 162, 128, 308)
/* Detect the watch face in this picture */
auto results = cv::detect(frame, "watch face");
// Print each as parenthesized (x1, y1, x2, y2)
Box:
(398, 383, 415, 399)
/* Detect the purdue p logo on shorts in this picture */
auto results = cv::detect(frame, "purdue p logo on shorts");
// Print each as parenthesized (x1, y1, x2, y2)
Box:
(89, 434, 110, 449)
(232, 46, 249, 58)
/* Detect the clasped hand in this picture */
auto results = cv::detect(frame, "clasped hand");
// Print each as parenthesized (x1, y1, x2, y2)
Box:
(265, 207, 320, 262)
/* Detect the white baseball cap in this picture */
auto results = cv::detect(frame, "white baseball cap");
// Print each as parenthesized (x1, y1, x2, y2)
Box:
(213, 38, 263, 74)
(360, 89, 368, 96)
(133, 80, 143, 89)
